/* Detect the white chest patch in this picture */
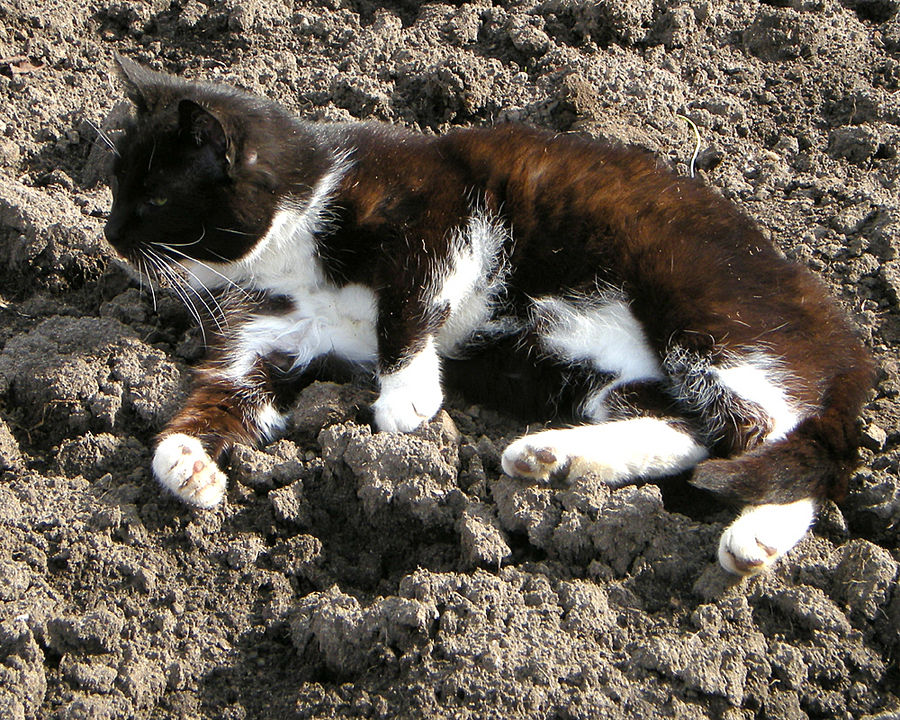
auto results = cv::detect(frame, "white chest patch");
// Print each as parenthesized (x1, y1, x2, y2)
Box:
(176, 159, 382, 379)
(226, 284, 379, 381)
(182, 158, 349, 296)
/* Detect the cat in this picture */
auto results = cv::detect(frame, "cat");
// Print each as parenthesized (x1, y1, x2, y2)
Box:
(103, 56, 874, 576)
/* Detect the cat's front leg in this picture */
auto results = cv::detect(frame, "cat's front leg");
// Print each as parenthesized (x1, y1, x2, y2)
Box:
(372, 336, 443, 433)
(152, 367, 284, 508)
(369, 240, 453, 433)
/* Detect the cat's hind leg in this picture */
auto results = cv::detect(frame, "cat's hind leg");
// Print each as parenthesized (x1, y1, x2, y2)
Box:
(664, 346, 822, 574)
(501, 381, 708, 485)
(501, 416, 708, 484)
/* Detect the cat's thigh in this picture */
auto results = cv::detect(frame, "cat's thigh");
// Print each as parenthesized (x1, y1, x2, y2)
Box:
(718, 499, 815, 575)
(501, 416, 708, 485)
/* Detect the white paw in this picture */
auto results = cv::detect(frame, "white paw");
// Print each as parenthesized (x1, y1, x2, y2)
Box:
(374, 339, 442, 433)
(501, 433, 571, 481)
(372, 386, 442, 433)
(718, 499, 815, 575)
(152, 433, 227, 509)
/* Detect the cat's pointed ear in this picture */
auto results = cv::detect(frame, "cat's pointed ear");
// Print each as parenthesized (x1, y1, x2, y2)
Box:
(113, 54, 172, 114)
(178, 99, 229, 160)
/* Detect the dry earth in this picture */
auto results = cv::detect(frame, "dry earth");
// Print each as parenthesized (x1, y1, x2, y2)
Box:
(1, 1, 900, 718)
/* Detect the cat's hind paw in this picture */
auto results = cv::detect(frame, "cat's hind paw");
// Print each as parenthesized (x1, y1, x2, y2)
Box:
(501, 433, 571, 482)
(718, 499, 815, 575)
(152, 433, 227, 509)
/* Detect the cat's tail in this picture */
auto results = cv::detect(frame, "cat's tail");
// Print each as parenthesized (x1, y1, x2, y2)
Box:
(688, 365, 874, 505)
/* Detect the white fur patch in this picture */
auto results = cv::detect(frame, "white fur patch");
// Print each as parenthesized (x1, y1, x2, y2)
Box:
(254, 402, 288, 442)
(712, 356, 800, 441)
(225, 283, 378, 381)
(152, 433, 227, 509)
(532, 296, 665, 421)
(434, 209, 512, 355)
(535, 296, 663, 379)
(501, 417, 708, 485)
(181, 157, 350, 294)
(373, 337, 443, 433)
(718, 498, 815, 575)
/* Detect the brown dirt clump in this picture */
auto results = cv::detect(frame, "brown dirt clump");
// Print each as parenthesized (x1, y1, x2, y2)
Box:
(1, 1, 899, 718)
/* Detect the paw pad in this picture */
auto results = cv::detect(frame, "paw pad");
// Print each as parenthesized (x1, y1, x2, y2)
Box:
(502, 438, 570, 482)
(152, 433, 227, 509)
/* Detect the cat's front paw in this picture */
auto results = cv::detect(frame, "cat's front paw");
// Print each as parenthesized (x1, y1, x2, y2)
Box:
(501, 433, 571, 482)
(373, 342, 443, 433)
(152, 433, 227, 509)
(372, 388, 442, 433)
(718, 499, 815, 575)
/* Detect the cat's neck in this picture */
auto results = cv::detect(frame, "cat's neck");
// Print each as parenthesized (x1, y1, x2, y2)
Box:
(182, 149, 351, 296)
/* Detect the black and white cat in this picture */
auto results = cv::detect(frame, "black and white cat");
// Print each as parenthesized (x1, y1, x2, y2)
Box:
(104, 56, 873, 575)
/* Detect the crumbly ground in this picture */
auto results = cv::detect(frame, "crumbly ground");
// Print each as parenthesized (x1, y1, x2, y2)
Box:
(1, 1, 899, 718)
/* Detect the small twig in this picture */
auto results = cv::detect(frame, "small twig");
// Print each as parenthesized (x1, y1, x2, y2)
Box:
(675, 114, 702, 178)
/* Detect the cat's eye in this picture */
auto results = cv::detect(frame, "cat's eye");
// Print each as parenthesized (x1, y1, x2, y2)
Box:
(148, 196, 168, 207)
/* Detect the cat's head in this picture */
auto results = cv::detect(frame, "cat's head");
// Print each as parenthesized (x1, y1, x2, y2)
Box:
(104, 56, 329, 271)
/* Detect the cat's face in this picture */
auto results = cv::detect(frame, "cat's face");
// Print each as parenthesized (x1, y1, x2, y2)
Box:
(105, 99, 261, 267)
(104, 57, 303, 274)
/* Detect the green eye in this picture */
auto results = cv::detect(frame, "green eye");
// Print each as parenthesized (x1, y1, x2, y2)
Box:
(148, 196, 168, 207)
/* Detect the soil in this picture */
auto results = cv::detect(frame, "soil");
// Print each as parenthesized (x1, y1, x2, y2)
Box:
(1, 1, 900, 718)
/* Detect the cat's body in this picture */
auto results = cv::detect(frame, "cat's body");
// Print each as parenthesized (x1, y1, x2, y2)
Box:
(105, 57, 873, 575)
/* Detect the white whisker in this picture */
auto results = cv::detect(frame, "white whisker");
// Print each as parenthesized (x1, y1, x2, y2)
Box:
(166, 258, 229, 333)
(214, 226, 256, 236)
(145, 249, 208, 344)
(147, 247, 229, 336)
(155, 243, 253, 300)
(152, 231, 205, 249)
(86, 119, 120, 158)
(138, 253, 158, 311)
(137, 255, 144, 295)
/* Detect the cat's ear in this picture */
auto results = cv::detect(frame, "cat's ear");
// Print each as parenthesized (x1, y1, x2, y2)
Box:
(178, 99, 230, 161)
(113, 54, 173, 114)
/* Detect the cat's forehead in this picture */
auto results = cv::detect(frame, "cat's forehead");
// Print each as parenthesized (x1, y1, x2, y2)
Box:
(113, 117, 180, 173)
